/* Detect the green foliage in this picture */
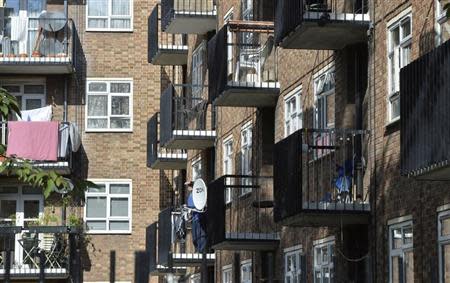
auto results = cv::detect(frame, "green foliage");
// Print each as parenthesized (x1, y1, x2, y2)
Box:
(67, 214, 83, 227)
(0, 88, 21, 120)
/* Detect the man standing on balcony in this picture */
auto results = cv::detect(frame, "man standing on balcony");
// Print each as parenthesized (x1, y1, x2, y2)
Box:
(186, 181, 207, 253)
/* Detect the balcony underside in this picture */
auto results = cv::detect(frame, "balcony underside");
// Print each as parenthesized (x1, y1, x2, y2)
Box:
(171, 253, 215, 267)
(164, 130, 216, 150)
(150, 265, 187, 276)
(0, 59, 73, 74)
(165, 13, 217, 34)
(213, 83, 280, 107)
(279, 207, 370, 227)
(0, 161, 71, 175)
(212, 233, 280, 251)
(279, 16, 369, 50)
(0, 269, 68, 280)
(150, 156, 187, 170)
(406, 163, 450, 181)
(151, 46, 188, 65)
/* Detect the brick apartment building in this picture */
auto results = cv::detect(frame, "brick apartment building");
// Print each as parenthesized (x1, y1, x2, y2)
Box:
(147, 0, 450, 283)
(0, 0, 161, 282)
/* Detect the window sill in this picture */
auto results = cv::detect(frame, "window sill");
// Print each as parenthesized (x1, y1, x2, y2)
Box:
(85, 129, 133, 133)
(385, 117, 400, 128)
(86, 28, 134, 33)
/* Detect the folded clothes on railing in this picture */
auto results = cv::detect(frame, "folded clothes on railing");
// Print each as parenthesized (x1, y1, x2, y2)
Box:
(59, 123, 81, 157)
(6, 121, 59, 161)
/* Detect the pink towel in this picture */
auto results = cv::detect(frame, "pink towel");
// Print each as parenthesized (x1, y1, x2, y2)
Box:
(6, 121, 59, 161)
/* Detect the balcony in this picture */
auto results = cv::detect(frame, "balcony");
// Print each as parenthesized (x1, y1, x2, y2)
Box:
(273, 129, 370, 227)
(275, 0, 370, 50)
(160, 84, 216, 150)
(158, 208, 215, 268)
(161, 0, 217, 34)
(208, 21, 280, 107)
(148, 4, 188, 65)
(146, 223, 188, 276)
(400, 39, 450, 180)
(1, 121, 77, 175)
(0, 4, 77, 74)
(147, 113, 187, 170)
(0, 226, 81, 281)
(206, 176, 280, 251)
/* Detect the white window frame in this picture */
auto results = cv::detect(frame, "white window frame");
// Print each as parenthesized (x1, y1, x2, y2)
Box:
(284, 245, 303, 283)
(439, 210, 450, 283)
(240, 121, 253, 196)
(313, 64, 335, 130)
(84, 179, 132, 234)
(313, 237, 335, 283)
(388, 219, 414, 283)
(387, 9, 412, 123)
(435, 0, 450, 46)
(222, 264, 233, 283)
(192, 157, 202, 181)
(192, 41, 206, 100)
(1, 79, 47, 111)
(86, 0, 133, 32)
(284, 85, 302, 137)
(223, 136, 233, 204)
(85, 78, 133, 132)
(240, 259, 252, 283)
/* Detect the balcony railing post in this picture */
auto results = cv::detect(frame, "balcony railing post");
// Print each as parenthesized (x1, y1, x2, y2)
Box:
(39, 249, 45, 283)
(4, 248, 11, 283)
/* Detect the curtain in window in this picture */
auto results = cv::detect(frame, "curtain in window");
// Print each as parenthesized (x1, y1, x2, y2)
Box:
(88, 0, 108, 28)
(111, 0, 131, 29)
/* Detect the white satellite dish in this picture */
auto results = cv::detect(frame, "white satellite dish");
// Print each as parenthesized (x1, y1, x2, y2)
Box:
(54, 178, 74, 194)
(39, 11, 67, 32)
(192, 179, 207, 211)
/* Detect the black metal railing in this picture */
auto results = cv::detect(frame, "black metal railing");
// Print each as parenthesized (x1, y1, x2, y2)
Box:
(275, 0, 369, 44)
(0, 121, 74, 168)
(0, 15, 76, 64)
(0, 226, 81, 281)
(148, 4, 187, 64)
(160, 83, 214, 147)
(208, 21, 278, 102)
(273, 128, 370, 222)
(147, 113, 187, 167)
(161, 0, 216, 30)
(206, 175, 279, 249)
(400, 39, 450, 178)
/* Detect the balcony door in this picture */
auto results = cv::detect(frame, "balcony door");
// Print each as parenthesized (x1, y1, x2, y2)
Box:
(0, 186, 44, 269)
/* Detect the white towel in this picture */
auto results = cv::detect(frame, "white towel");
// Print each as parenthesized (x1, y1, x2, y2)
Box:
(69, 123, 81, 152)
(10, 16, 20, 41)
(17, 105, 52, 121)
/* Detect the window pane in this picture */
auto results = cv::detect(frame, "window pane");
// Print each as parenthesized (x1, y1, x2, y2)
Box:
(24, 85, 44, 94)
(109, 221, 129, 230)
(88, 19, 108, 28)
(403, 226, 413, 245)
(86, 220, 106, 230)
(441, 216, 450, 236)
(392, 227, 402, 249)
(112, 0, 130, 15)
(111, 19, 131, 29)
(22, 186, 42, 194)
(87, 118, 108, 129)
(401, 18, 411, 39)
(88, 95, 108, 116)
(390, 95, 400, 120)
(24, 200, 40, 219)
(86, 197, 107, 217)
(391, 256, 401, 283)
(110, 83, 131, 93)
(89, 82, 107, 92)
(0, 187, 18, 194)
(111, 96, 130, 115)
(442, 244, 450, 282)
(401, 45, 411, 67)
(391, 26, 400, 50)
(3, 85, 21, 93)
(110, 117, 131, 129)
(110, 184, 130, 194)
(88, 0, 108, 16)
(0, 200, 16, 218)
(25, 99, 42, 110)
(110, 198, 128, 217)
(88, 184, 106, 193)
(405, 250, 414, 282)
